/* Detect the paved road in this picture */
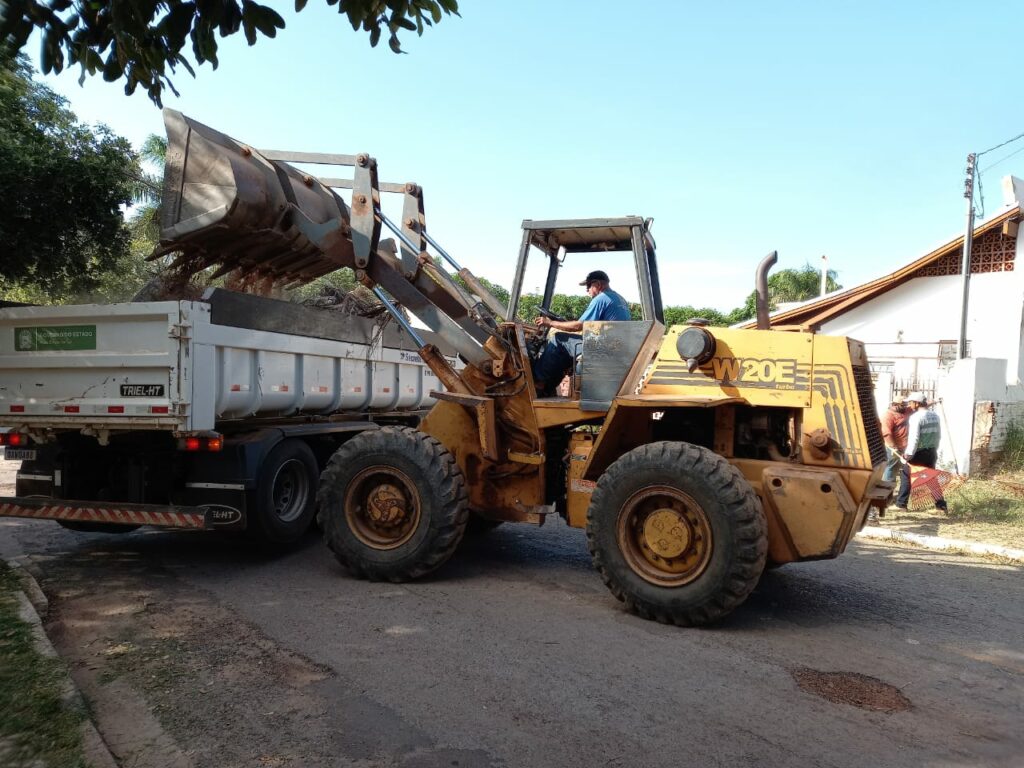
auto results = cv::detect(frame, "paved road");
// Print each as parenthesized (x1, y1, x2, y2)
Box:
(2, 512, 1022, 768)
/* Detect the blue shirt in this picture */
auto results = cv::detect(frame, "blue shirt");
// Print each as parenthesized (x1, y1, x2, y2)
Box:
(579, 288, 631, 322)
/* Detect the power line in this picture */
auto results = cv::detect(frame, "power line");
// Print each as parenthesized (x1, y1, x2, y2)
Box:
(976, 170, 985, 219)
(976, 142, 1024, 218)
(980, 142, 1024, 173)
(977, 130, 1024, 157)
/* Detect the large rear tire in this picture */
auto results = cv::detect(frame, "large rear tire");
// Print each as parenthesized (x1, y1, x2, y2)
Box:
(586, 441, 767, 627)
(249, 439, 319, 545)
(317, 427, 468, 581)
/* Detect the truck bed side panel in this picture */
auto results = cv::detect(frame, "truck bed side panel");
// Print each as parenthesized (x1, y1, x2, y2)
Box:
(0, 299, 443, 434)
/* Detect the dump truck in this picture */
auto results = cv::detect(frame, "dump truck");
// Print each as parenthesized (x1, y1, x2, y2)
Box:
(1, 110, 893, 625)
(0, 289, 456, 543)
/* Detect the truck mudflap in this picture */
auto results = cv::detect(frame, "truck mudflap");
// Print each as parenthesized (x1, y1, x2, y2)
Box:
(0, 497, 213, 530)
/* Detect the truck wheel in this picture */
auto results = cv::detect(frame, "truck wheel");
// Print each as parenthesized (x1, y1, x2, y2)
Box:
(317, 427, 468, 581)
(586, 441, 767, 627)
(250, 439, 318, 544)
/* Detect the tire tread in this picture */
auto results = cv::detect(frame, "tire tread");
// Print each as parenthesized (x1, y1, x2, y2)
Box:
(586, 441, 767, 627)
(317, 427, 468, 581)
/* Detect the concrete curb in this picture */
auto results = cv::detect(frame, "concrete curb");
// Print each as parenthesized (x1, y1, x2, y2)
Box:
(856, 525, 1024, 562)
(6, 559, 119, 768)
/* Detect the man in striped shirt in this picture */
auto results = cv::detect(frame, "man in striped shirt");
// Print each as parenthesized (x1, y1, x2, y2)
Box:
(895, 391, 946, 512)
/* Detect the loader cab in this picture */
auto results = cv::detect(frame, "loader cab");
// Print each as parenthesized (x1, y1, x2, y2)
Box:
(507, 218, 665, 410)
(506, 217, 664, 323)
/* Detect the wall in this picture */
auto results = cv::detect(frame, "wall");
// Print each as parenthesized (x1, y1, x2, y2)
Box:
(820, 271, 1024, 386)
(971, 400, 1024, 472)
(934, 357, 983, 474)
(932, 358, 1024, 475)
(816, 218, 1024, 475)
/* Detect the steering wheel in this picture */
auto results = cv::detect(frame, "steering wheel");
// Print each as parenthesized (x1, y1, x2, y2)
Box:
(536, 306, 567, 323)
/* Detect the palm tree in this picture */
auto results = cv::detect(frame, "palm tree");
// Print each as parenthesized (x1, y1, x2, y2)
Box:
(129, 134, 167, 246)
(729, 263, 841, 323)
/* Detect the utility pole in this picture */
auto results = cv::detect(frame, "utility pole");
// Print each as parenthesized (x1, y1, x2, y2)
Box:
(958, 153, 976, 359)
(820, 254, 828, 297)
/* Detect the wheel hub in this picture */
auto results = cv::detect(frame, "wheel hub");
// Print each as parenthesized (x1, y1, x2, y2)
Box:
(367, 484, 408, 527)
(616, 485, 713, 587)
(345, 465, 422, 550)
(642, 508, 690, 559)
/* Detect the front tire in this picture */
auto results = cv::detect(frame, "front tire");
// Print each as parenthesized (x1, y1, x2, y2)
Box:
(317, 427, 468, 581)
(587, 441, 767, 626)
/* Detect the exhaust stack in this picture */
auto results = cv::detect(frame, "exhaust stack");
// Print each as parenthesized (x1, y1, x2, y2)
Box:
(755, 251, 778, 330)
(757, 252, 778, 331)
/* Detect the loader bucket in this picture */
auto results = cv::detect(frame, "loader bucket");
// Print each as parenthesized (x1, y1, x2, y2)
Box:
(157, 109, 356, 285)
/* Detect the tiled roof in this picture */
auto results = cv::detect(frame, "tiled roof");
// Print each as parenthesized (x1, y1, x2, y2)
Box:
(744, 204, 1022, 330)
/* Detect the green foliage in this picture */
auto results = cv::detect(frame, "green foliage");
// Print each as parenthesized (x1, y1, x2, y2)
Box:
(490, 264, 837, 328)
(0, 54, 137, 299)
(663, 305, 729, 327)
(510, 286, 739, 327)
(0, 563, 87, 767)
(1, 0, 461, 105)
(997, 420, 1024, 473)
(286, 267, 360, 303)
(451, 272, 510, 313)
(942, 478, 1024, 527)
(731, 263, 842, 323)
(128, 132, 167, 246)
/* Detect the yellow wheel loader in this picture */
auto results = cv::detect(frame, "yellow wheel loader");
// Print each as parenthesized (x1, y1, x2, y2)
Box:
(157, 110, 893, 625)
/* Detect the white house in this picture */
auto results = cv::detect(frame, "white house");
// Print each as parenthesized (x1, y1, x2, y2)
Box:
(758, 176, 1024, 475)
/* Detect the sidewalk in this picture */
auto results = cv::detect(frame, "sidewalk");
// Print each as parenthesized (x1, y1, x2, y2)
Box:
(856, 524, 1024, 562)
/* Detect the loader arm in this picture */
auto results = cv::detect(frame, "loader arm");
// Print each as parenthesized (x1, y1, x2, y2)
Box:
(156, 109, 581, 522)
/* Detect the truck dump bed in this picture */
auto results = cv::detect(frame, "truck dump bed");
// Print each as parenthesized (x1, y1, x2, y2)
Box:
(0, 289, 445, 435)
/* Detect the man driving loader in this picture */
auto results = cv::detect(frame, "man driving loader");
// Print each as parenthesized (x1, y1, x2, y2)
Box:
(532, 269, 631, 395)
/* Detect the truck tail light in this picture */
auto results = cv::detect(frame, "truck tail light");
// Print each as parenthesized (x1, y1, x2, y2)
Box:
(64, 405, 80, 413)
(181, 436, 223, 452)
(107, 405, 125, 414)
(0, 433, 27, 446)
(9, 405, 24, 413)
(150, 406, 169, 414)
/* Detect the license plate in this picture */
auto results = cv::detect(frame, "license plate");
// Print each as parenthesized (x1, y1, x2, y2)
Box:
(4, 449, 37, 461)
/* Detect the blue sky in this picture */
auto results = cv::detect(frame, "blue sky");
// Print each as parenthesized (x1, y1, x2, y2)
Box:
(31, 1, 1024, 311)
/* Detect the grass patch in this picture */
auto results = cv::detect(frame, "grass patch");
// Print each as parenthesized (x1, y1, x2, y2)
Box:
(998, 419, 1024, 472)
(0, 562, 87, 768)
(943, 478, 1024, 525)
(892, 474, 1024, 550)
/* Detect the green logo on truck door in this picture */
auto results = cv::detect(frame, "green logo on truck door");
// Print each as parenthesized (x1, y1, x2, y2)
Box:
(14, 325, 97, 351)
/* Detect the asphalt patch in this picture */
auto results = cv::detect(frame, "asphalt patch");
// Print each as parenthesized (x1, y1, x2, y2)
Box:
(791, 668, 913, 713)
